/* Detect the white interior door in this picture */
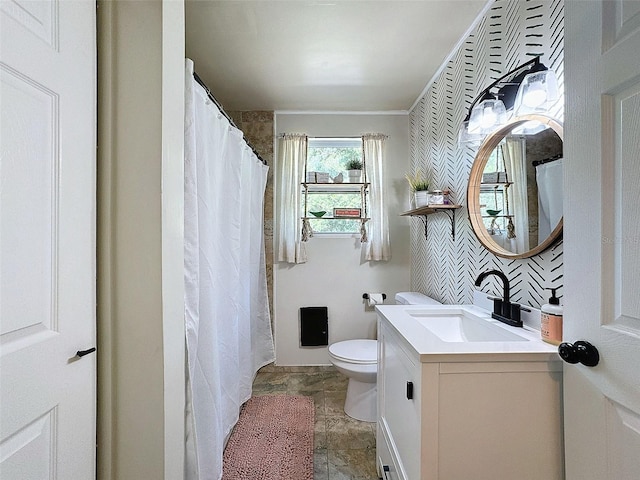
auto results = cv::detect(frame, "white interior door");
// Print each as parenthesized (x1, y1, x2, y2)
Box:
(0, 1, 96, 478)
(564, 1, 640, 479)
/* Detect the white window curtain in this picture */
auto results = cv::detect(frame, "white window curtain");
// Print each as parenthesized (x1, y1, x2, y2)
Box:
(184, 59, 275, 480)
(362, 133, 391, 261)
(277, 133, 308, 264)
(503, 137, 530, 253)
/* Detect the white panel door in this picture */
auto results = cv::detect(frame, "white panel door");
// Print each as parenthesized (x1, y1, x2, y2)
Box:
(0, 1, 96, 478)
(564, 1, 640, 479)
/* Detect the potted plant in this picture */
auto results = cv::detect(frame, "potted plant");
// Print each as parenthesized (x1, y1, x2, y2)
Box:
(345, 159, 363, 183)
(406, 171, 430, 207)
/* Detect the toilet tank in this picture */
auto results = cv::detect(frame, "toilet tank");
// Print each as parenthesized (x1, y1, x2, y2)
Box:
(394, 292, 442, 305)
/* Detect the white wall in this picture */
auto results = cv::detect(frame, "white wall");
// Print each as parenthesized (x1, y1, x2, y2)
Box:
(97, 1, 185, 478)
(274, 113, 411, 365)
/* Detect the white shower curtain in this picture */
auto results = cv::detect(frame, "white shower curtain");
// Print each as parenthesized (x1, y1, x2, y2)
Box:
(536, 158, 563, 243)
(184, 59, 275, 480)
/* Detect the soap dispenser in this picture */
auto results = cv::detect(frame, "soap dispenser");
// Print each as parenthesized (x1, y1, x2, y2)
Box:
(541, 288, 563, 345)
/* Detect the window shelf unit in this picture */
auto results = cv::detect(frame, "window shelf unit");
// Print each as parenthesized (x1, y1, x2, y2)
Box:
(301, 181, 369, 241)
(302, 217, 370, 221)
(400, 204, 462, 241)
(302, 182, 370, 191)
(480, 181, 513, 186)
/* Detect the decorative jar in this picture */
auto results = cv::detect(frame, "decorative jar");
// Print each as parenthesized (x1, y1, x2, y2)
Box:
(428, 190, 444, 205)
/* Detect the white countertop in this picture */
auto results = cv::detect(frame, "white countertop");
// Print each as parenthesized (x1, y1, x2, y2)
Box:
(375, 303, 561, 363)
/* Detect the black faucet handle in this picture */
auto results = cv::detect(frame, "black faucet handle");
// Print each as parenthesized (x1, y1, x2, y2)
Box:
(491, 307, 524, 327)
(489, 300, 524, 328)
(491, 297, 503, 316)
(509, 302, 522, 323)
(501, 300, 522, 322)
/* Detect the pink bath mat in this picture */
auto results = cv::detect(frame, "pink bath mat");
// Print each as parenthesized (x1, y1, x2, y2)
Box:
(222, 395, 314, 480)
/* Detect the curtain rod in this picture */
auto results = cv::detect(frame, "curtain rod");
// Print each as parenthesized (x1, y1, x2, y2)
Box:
(277, 134, 355, 139)
(532, 153, 563, 167)
(192, 72, 267, 166)
(276, 135, 389, 139)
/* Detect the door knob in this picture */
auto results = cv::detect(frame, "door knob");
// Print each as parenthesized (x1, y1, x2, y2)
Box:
(76, 347, 96, 358)
(558, 340, 599, 367)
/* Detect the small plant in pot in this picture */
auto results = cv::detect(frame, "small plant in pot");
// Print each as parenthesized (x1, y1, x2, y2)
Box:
(406, 171, 430, 208)
(345, 159, 363, 183)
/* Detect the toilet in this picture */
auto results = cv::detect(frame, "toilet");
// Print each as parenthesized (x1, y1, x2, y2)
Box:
(328, 292, 442, 422)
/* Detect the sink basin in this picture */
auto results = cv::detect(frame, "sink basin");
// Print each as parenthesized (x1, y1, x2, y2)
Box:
(409, 309, 528, 342)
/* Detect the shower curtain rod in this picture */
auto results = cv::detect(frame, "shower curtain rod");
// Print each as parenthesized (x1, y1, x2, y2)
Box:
(193, 72, 267, 166)
(532, 153, 562, 167)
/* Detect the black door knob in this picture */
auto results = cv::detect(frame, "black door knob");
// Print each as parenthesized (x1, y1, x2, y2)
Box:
(406, 381, 414, 400)
(76, 347, 96, 358)
(558, 341, 599, 367)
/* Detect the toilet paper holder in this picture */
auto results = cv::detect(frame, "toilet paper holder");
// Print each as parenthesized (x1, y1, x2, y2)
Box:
(362, 293, 386, 300)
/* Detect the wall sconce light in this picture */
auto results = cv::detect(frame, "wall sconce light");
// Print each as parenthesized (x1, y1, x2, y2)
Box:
(458, 56, 558, 148)
(457, 115, 484, 148)
(468, 95, 507, 133)
(514, 66, 558, 115)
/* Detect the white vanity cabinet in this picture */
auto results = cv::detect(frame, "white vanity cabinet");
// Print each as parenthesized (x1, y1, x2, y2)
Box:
(376, 313, 564, 480)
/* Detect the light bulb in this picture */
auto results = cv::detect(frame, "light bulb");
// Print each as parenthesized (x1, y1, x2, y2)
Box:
(523, 81, 547, 107)
(469, 98, 507, 134)
(480, 107, 497, 128)
(514, 69, 558, 115)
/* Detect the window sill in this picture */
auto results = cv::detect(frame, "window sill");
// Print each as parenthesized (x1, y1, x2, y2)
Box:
(309, 232, 361, 239)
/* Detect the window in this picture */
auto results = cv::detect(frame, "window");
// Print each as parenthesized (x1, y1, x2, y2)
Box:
(479, 142, 510, 235)
(304, 138, 365, 234)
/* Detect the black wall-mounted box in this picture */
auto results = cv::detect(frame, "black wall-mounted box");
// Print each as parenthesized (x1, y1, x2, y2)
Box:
(300, 307, 328, 346)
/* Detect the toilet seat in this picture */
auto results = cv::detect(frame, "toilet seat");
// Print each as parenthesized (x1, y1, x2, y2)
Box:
(328, 339, 377, 365)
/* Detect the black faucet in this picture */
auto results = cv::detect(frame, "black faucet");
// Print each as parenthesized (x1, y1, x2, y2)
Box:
(475, 270, 523, 327)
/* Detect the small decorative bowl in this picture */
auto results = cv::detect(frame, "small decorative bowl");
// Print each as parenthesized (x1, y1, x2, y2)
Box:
(486, 209, 502, 216)
(310, 211, 326, 218)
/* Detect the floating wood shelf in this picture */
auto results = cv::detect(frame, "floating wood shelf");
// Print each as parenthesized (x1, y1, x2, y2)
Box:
(400, 204, 462, 240)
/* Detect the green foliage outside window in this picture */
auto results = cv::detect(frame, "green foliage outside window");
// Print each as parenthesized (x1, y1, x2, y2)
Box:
(480, 145, 506, 233)
(306, 146, 361, 177)
(305, 143, 364, 234)
(306, 192, 363, 233)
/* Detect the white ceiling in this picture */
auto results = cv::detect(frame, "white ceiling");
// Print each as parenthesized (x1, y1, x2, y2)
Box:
(185, 0, 490, 112)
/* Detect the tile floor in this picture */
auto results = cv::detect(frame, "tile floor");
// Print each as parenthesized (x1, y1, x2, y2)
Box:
(252, 365, 379, 480)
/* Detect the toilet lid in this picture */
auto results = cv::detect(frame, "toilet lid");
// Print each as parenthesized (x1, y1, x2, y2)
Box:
(329, 339, 377, 364)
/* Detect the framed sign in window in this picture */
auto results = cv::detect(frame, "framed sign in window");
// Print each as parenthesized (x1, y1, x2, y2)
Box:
(333, 208, 361, 218)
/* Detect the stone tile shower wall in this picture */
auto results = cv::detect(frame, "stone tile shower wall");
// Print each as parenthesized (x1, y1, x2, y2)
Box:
(409, 0, 564, 307)
(230, 111, 275, 320)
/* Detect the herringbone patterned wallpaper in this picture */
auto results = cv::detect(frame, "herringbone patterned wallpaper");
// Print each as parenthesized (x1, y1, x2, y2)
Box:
(410, 0, 564, 307)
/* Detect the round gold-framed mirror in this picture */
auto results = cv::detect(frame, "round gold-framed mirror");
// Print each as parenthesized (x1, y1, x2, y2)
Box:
(467, 114, 563, 259)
